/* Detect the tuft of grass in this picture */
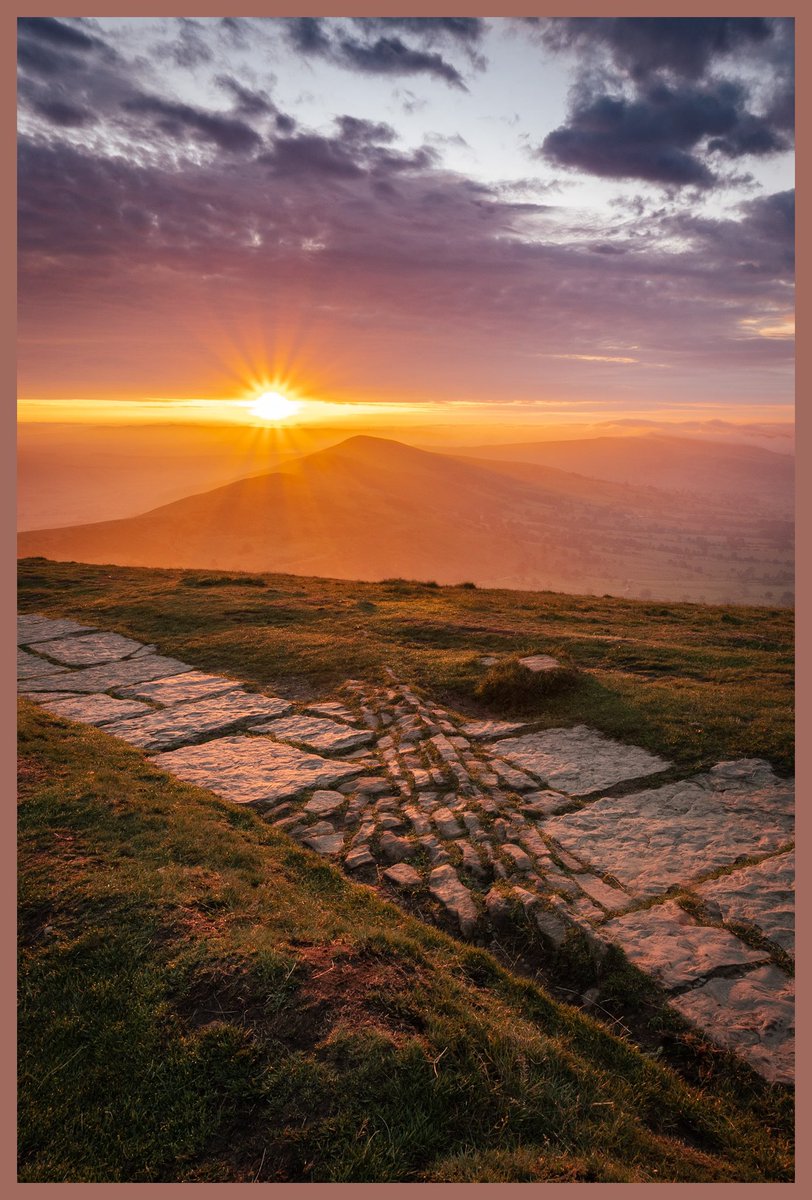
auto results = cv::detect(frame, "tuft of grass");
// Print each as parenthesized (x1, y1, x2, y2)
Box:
(475, 658, 579, 711)
(17, 703, 793, 1183)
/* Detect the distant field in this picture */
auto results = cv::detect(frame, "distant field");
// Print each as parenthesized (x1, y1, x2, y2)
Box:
(17, 559, 794, 774)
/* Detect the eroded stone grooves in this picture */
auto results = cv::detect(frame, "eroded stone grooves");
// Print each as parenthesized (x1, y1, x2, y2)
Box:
(17, 613, 794, 1084)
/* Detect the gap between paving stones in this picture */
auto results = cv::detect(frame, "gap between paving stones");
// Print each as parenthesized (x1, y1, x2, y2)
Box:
(17, 612, 794, 1085)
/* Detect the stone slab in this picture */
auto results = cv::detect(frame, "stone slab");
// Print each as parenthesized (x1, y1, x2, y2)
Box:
(494, 725, 670, 795)
(253, 713, 374, 755)
(572, 874, 631, 914)
(518, 655, 561, 672)
(671, 966, 794, 1084)
(117, 671, 244, 706)
(463, 719, 528, 741)
(383, 863, 422, 889)
(543, 761, 794, 898)
(602, 901, 767, 990)
(21, 654, 195, 694)
(303, 791, 345, 818)
(696, 852, 795, 955)
(34, 693, 153, 727)
(17, 614, 94, 645)
(25, 631, 147, 666)
(153, 735, 365, 804)
(17, 650, 68, 680)
(305, 701, 360, 725)
(105, 691, 292, 751)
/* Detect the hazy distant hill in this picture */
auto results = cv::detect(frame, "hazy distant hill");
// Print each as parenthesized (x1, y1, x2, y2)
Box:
(449, 433, 794, 516)
(17, 435, 794, 605)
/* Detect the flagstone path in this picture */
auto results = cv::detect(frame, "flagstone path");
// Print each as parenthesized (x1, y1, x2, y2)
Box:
(17, 612, 795, 1085)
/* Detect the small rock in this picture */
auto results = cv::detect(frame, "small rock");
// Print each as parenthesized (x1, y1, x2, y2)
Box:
(378, 831, 413, 863)
(433, 807, 464, 839)
(429, 864, 479, 937)
(502, 844, 534, 873)
(303, 790, 345, 817)
(345, 846, 376, 871)
(383, 863, 422, 889)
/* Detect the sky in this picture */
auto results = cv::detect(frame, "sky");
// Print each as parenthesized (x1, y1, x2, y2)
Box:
(17, 16, 795, 428)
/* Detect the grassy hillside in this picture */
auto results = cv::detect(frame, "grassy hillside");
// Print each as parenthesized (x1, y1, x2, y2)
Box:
(17, 558, 794, 773)
(18, 703, 793, 1182)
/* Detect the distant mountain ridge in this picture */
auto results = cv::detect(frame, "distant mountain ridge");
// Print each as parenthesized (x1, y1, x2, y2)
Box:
(18, 434, 794, 605)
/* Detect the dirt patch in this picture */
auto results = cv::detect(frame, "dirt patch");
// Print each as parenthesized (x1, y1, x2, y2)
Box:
(173, 940, 430, 1053)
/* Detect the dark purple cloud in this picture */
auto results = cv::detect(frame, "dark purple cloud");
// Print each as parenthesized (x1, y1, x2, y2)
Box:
(539, 18, 776, 82)
(121, 93, 263, 154)
(286, 17, 469, 89)
(356, 17, 484, 45)
(536, 17, 793, 190)
(542, 80, 789, 188)
(17, 16, 102, 53)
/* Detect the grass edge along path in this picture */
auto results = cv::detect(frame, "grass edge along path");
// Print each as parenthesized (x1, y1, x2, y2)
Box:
(17, 559, 794, 775)
(18, 703, 794, 1183)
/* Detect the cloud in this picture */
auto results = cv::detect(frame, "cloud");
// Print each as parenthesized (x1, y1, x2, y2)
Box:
(17, 16, 102, 53)
(15, 17, 793, 406)
(542, 80, 789, 187)
(121, 93, 263, 154)
(285, 17, 469, 89)
(539, 17, 775, 81)
(536, 18, 793, 189)
(17, 112, 794, 401)
(29, 97, 95, 128)
(355, 17, 484, 45)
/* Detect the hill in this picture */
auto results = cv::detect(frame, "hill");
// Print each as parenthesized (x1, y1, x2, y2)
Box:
(17, 435, 794, 605)
(448, 433, 794, 513)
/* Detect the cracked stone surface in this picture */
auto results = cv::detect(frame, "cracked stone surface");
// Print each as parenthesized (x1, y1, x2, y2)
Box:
(19, 610, 794, 1085)
(105, 692, 293, 751)
(671, 966, 794, 1085)
(543, 761, 794, 898)
(572, 874, 631, 914)
(35, 693, 153, 727)
(18, 649, 68, 680)
(18, 614, 94, 644)
(25, 630, 148, 666)
(117, 670, 243, 706)
(153, 735, 365, 804)
(305, 701, 360, 724)
(602, 901, 768, 989)
(19, 653, 195, 694)
(695, 852, 795, 955)
(493, 725, 670, 795)
(253, 713, 374, 754)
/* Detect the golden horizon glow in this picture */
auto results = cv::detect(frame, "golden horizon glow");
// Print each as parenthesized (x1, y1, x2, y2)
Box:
(248, 390, 302, 422)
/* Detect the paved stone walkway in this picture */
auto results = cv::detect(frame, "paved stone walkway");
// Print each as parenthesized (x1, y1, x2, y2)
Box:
(17, 613, 795, 1085)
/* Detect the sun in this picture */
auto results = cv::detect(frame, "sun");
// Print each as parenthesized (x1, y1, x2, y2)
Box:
(249, 390, 301, 422)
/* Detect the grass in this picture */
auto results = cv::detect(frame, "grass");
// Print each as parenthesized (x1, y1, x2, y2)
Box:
(18, 703, 794, 1183)
(18, 558, 794, 773)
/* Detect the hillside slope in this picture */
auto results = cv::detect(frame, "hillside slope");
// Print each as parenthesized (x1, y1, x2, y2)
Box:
(18, 701, 793, 1182)
(449, 433, 794, 513)
(17, 435, 794, 605)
